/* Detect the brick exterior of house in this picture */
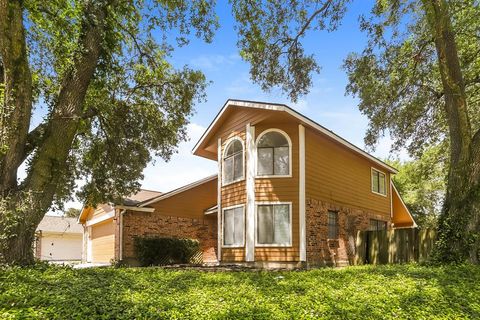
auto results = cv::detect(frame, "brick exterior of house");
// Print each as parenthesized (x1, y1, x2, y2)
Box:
(306, 198, 392, 267)
(120, 210, 218, 265)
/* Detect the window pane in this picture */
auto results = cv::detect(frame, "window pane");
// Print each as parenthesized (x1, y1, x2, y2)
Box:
(258, 132, 288, 148)
(372, 171, 379, 193)
(274, 146, 289, 175)
(258, 148, 273, 175)
(257, 205, 274, 244)
(226, 140, 242, 156)
(274, 205, 290, 244)
(233, 152, 243, 180)
(328, 211, 338, 238)
(224, 157, 233, 183)
(379, 172, 386, 195)
(233, 207, 244, 245)
(224, 209, 234, 245)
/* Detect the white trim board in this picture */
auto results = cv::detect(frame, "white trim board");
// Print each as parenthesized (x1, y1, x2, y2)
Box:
(192, 99, 397, 174)
(298, 124, 306, 261)
(85, 210, 115, 227)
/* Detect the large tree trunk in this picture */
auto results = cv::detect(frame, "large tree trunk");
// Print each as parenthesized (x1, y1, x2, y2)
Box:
(423, 0, 480, 263)
(0, 0, 33, 193)
(0, 0, 109, 265)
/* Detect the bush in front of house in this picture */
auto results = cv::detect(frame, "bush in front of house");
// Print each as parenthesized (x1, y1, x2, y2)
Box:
(134, 237, 201, 266)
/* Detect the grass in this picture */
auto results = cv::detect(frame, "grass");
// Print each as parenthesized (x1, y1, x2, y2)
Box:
(0, 264, 479, 319)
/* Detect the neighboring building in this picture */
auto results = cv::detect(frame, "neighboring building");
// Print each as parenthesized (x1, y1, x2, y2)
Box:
(79, 99, 415, 267)
(35, 215, 83, 261)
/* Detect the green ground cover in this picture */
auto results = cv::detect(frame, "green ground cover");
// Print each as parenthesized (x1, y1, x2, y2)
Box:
(1, 264, 479, 319)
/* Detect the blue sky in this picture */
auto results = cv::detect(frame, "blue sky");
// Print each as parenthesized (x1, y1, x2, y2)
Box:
(55, 1, 408, 210)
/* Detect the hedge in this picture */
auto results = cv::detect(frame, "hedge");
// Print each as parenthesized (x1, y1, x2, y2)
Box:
(134, 237, 201, 266)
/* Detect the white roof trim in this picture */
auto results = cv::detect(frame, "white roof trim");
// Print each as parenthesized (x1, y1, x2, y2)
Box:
(192, 99, 398, 174)
(85, 210, 115, 227)
(204, 205, 218, 215)
(392, 182, 417, 228)
(114, 205, 154, 212)
(140, 174, 217, 207)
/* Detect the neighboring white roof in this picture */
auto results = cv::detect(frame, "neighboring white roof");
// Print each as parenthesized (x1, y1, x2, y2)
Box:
(37, 215, 83, 234)
(192, 99, 398, 174)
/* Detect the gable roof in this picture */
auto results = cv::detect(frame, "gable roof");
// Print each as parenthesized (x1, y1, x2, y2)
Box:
(37, 215, 84, 234)
(192, 99, 398, 174)
(78, 189, 163, 223)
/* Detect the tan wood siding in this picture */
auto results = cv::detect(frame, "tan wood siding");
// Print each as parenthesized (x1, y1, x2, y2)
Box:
(151, 178, 217, 219)
(305, 128, 391, 217)
(91, 219, 115, 263)
(221, 248, 245, 261)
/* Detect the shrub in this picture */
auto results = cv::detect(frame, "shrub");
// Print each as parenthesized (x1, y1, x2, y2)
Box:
(134, 237, 201, 266)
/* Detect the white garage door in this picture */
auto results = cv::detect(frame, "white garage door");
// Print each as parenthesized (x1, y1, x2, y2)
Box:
(40, 234, 83, 261)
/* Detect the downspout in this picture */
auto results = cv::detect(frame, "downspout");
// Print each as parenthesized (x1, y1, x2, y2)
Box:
(119, 209, 126, 261)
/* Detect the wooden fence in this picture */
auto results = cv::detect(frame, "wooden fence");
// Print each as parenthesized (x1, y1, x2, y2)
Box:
(355, 228, 436, 265)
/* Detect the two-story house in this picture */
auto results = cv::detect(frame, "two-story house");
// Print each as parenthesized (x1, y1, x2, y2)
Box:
(79, 99, 415, 267)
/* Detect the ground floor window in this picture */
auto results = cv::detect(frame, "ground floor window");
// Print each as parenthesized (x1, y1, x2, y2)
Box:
(223, 205, 245, 247)
(369, 219, 387, 231)
(328, 211, 339, 239)
(256, 203, 292, 246)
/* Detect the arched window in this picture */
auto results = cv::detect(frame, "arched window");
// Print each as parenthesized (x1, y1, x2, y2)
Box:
(256, 130, 291, 176)
(223, 138, 244, 184)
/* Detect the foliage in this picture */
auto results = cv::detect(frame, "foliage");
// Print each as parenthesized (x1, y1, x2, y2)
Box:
(63, 208, 81, 218)
(0, 264, 479, 319)
(134, 237, 201, 266)
(387, 146, 447, 229)
(231, 0, 480, 264)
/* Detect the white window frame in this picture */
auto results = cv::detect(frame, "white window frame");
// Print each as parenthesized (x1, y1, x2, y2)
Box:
(371, 167, 387, 197)
(222, 136, 245, 186)
(255, 128, 293, 178)
(255, 201, 293, 247)
(221, 204, 246, 248)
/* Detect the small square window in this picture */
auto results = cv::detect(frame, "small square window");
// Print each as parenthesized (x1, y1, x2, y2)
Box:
(371, 169, 387, 195)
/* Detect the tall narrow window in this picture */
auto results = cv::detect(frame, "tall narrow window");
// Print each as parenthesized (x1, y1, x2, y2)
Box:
(328, 211, 338, 239)
(257, 130, 290, 176)
(256, 203, 291, 246)
(223, 206, 244, 247)
(223, 139, 243, 184)
(371, 168, 387, 195)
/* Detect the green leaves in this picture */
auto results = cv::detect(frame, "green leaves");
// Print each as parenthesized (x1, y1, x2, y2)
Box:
(1, 264, 480, 319)
(231, 0, 348, 102)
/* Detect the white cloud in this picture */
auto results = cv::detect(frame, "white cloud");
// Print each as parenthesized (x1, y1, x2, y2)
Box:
(140, 123, 217, 193)
(190, 53, 239, 71)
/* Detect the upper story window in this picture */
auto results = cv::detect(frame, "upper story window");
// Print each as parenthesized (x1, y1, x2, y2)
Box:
(223, 138, 244, 184)
(256, 130, 291, 177)
(371, 168, 387, 196)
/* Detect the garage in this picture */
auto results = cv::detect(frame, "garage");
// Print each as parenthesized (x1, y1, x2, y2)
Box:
(89, 219, 115, 263)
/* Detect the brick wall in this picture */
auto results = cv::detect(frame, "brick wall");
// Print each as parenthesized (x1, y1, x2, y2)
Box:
(122, 210, 218, 264)
(306, 198, 391, 267)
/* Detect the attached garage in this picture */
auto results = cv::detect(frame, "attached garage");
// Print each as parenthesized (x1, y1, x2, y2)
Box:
(89, 219, 115, 263)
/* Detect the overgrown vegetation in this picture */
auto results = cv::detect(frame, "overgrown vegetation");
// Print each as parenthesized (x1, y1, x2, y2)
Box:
(0, 264, 479, 319)
(134, 237, 201, 266)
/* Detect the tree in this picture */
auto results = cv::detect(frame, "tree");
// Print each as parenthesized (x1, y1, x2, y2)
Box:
(387, 145, 447, 229)
(231, 0, 480, 263)
(64, 208, 81, 219)
(0, 0, 218, 265)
